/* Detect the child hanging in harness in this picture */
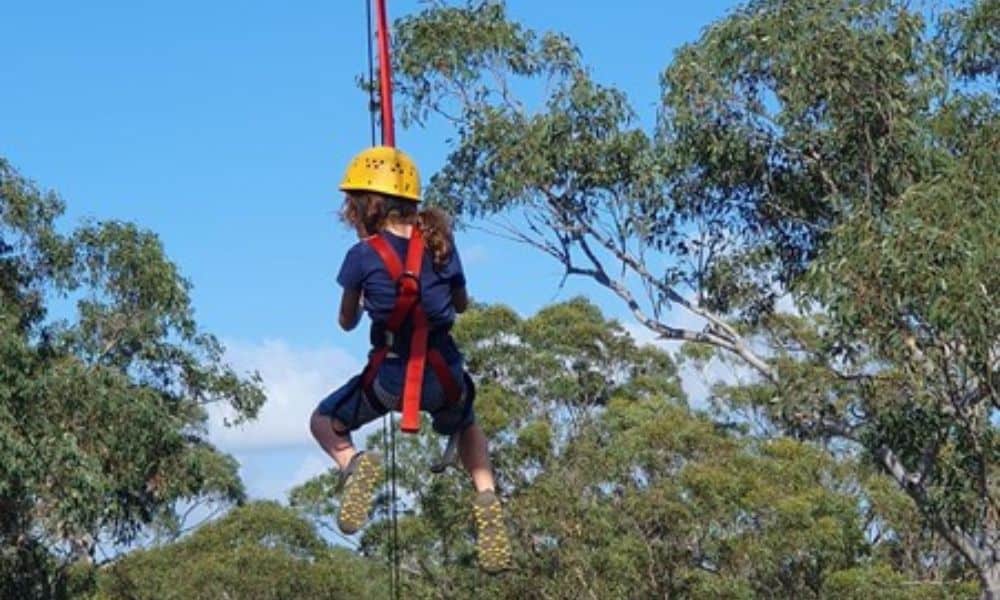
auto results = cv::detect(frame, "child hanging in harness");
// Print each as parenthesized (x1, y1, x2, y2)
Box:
(309, 146, 512, 574)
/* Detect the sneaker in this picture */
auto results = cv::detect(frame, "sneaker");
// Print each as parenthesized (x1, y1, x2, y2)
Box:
(472, 490, 513, 574)
(337, 452, 383, 534)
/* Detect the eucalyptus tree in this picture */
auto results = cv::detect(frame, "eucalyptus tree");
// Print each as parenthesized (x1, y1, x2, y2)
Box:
(292, 301, 976, 598)
(94, 501, 388, 600)
(1, 159, 265, 598)
(386, 0, 998, 595)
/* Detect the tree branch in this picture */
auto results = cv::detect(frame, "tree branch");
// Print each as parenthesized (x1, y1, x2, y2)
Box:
(874, 444, 989, 570)
(569, 235, 738, 351)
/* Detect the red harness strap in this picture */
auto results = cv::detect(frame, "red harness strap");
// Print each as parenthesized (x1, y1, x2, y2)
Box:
(363, 228, 461, 433)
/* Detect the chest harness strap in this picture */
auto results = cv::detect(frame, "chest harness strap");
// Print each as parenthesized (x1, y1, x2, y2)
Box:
(360, 226, 462, 433)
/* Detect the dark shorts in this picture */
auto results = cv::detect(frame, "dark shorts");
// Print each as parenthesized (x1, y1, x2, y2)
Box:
(315, 356, 475, 435)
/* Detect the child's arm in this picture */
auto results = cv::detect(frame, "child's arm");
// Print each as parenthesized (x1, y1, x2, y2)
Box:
(452, 285, 469, 314)
(339, 288, 364, 330)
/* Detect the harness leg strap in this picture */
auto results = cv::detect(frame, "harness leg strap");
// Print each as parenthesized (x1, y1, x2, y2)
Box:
(400, 307, 429, 432)
(430, 432, 461, 474)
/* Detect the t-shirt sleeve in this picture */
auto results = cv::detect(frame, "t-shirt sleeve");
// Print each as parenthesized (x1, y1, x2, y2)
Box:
(445, 245, 466, 288)
(336, 243, 366, 290)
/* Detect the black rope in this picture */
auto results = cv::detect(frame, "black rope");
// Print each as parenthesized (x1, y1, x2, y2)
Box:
(390, 409, 400, 600)
(365, 2, 400, 598)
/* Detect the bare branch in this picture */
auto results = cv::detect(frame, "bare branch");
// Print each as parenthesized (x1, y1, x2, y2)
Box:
(575, 216, 781, 381)
(875, 445, 990, 571)
(569, 235, 739, 351)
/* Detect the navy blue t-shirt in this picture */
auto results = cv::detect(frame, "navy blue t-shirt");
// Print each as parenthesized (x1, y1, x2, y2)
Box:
(337, 231, 466, 336)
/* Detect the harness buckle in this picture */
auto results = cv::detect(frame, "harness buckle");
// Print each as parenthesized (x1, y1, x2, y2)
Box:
(397, 271, 421, 295)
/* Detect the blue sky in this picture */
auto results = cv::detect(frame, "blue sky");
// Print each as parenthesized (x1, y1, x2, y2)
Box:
(2, 0, 738, 503)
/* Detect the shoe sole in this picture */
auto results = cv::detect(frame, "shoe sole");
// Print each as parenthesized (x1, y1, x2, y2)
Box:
(473, 497, 513, 574)
(338, 453, 382, 534)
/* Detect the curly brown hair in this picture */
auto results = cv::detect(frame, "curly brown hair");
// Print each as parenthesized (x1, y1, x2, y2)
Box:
(341, 192, 454, 270)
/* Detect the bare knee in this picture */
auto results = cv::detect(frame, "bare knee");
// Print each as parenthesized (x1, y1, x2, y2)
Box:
(310, 410, 328, 437)
(312, 411, 350, 437)
(309, 411, 339, 438)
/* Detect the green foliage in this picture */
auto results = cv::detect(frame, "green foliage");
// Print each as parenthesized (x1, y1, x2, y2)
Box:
(823, 565, 978, 599)
(800, 94, 997, 558)
(938, 0, 999, 80)
(389, 0, 997, 593)
(3, 0, 992, 595)
(289, 301, 968, 598)
(697, 31, 998, 575)
(0, 159, 265, 598)
(661, 0, 960, 321)
(93, 501, 387, 599)
(394, 0, 580, 130)
(394, 0, 659, 245)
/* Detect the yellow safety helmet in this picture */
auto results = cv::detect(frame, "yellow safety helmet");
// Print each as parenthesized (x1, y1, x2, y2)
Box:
(339, 146, 421, 202)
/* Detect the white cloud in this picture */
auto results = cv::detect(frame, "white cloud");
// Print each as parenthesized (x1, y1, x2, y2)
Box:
(204, 338, 415, 502)
(208, 339, 364, 451)
(240, 451, 332, 503)
(290, 453, 331, 488)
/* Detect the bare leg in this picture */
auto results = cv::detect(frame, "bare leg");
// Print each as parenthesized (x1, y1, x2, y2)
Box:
(310, 410, 358, 470)
(462, 423, 512, 573)
(458, 423, 496, 492)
